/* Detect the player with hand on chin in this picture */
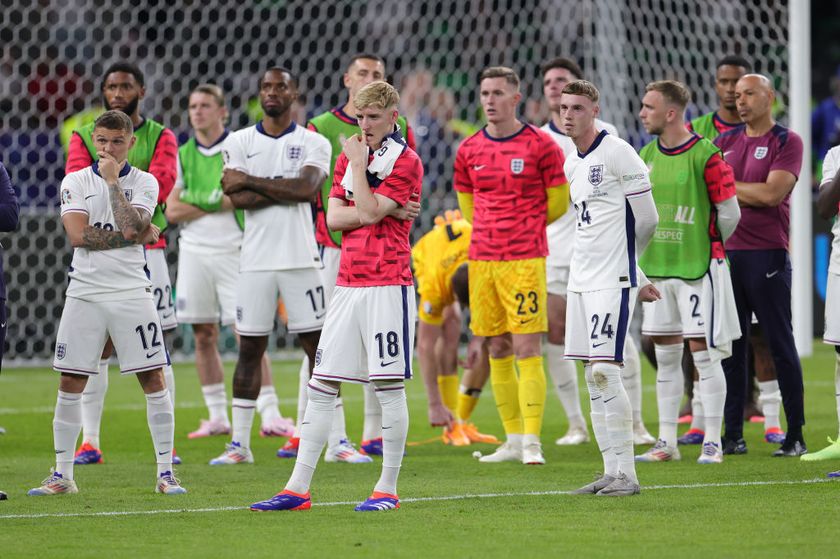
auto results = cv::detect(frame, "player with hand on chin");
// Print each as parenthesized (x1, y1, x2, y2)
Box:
(251, 81, 422, 512)
(31, 110, 185, 496)
(559, 80, 660, 497)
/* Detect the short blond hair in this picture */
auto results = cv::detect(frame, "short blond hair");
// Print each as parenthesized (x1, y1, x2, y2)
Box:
(562, 79, 600, 103)
(93, 110, 133, 134)
(645, 80, 691, 109)
(479, 66, 520, 89)
(354, 81, 400, 111)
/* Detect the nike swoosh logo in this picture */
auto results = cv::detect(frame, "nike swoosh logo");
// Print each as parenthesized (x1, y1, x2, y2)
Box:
(700, 376, 714, 381)
(0, 322, 6, 328)
(657, 379, 672, 383)
(315, 312, 327, 320)
(146, 350, 161, 359)
(158, 451, 168, 455)
(246, 153, 261, 159)
(302, 422, 310, 425)
(380, 360, 399, 367)
(520, 318, 534, 325)
(382, 426, 392, 430)
(161, 312, 174, 319)
(592, 341, 608, 348)
(766, 270, 779, 278)
(526, 403, 539, 407)
(55, 450, 66, 454)
(697, 321, 705, 326)
(603, 396, 616, 403)
(473, 165, 486, 170)
(85, 194, 97, 200)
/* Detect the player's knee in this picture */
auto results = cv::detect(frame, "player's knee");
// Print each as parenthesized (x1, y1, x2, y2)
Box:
(192, 323, 219, 349)
(488, 335, 513, 358)
(59, 372, 88, 394)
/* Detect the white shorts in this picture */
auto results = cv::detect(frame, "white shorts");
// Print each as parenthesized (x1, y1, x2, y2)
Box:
(175, 246, 239, 325)
(54, 295, 168, 375)
(641, 277, 705, 338)
(313, 285, 416, 384)
(146, 248, 177, 331)
(319, 245, 341, 304)
(565, 287, 637, 362)
(824, 272, 840, 345)
(236, 268, 326, 336)
(546, 265, 569, 297)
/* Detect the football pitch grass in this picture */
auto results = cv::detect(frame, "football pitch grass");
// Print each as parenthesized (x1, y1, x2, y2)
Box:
(1, 344, 838, 558)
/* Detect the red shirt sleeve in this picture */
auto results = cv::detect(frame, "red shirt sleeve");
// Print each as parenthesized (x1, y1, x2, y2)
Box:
(453, 141, 472, 193)
(376, 150, 422, 206)
(306, 122, 318, 133)
(148, 128, 178, 205)
(704, 152, 737, 204)
(329, 153, 349, 201)
(539, 134, 566, 188)
(65, 132, 93, 174)
(404, 123, 417, 152)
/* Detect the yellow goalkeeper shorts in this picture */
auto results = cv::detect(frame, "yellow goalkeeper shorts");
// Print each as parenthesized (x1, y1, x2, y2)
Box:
(468, 258, 547, 337)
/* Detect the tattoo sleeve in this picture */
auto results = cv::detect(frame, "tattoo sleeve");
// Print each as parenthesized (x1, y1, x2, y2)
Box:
(108, 182, 147, 232)
(80, 226, 136, 250)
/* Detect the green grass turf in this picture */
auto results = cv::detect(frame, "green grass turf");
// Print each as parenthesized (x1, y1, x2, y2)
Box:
(1, 344, 839, 558)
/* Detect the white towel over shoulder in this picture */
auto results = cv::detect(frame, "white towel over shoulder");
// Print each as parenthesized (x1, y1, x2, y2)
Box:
(340, 131, 406, 197)
(702, 258, 742, 363)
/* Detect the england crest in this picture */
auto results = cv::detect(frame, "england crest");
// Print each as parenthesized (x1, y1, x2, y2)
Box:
(123, 189, 133, 201)
(754, 146, 768, 160)
(314, 348, 323, 366)
(56, 343, 66, 360)
(510, 158, 524, 174)
(588, 164, 604, 186)
(236, 306, 243, 322)
(287, 145, 303, 160)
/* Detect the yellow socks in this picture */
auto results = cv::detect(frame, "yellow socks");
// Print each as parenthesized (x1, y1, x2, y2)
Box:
(517, 356, 546, 436)
(437, 374, 459, 414)
(456, 388, 480, 422)
(489, 355, 522, 435)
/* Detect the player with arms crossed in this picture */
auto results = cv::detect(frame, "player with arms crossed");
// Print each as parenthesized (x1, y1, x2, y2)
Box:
(413, 210, 499, 445)
(65, 62, 179, 466)
(540, 56, 654, 446)
(30, 111, 185, 496)
(165, 84, 294, 441)
(559, 80, 659, 496)
(251, 81, 422, 512)
(635, 80, 740, 465)
(455, 66, 569, 465)
(209, 68, 331, 465)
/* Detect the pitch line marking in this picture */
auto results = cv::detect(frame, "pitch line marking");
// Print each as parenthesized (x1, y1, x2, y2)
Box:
(0, 478, 832, 520)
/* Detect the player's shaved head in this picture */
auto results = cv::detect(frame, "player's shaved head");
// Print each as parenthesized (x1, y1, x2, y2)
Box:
(348, 53, 385, 72)
(739, 74, 773, 93)
(735, 73, 775, 127)
(259, 67, 297, 89)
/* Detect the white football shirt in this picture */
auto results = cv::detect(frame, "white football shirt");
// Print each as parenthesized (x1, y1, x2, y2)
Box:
(224, 122, 331, 271)
(176, 134, 244, 255)
(821, 145, 840, 275)
(60, 163, 158, 301)
(543, 119, 619, 269)
(566, 131, 652, 292)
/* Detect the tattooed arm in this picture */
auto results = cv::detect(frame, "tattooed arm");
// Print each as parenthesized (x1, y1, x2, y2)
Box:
(62, 212, 159, 250)
(98, 152, 150, 241)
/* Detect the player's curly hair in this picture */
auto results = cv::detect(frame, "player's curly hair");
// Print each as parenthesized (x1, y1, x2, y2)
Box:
(101, 61, 144, 90)
(540, 57, 584, 80)
(561, 80, 599, 103)
(354, 81, 400, 111)
(93, 109, 133, 134)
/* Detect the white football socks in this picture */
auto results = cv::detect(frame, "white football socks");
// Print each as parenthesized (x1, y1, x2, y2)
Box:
(53, 391, 82, 479)
(328, 396, 348, 448)
(373, 382, 408, 496)
(363, 382, 383, 442)
(80, 360, 108, 448)
(835, 351, 840, 438)
(654, 343, 684, 448)
(584, 363, 617, 477)
(546, 343, 585, 430)
(146, 389, 174, 476)
(286, 379, 338, 495)
(692, 349, 725, 446)
(689, 381, 705, 431)
(163, 363, 175, 407)
(201, 383, 229, 424)
(294, 358, 309, 437)
(231, 398, 256, 449)
(621, 336, 643, 425)
(758, 379, 782, 431)
(594, 362, 636, 483)
(257, 385, 281, 423)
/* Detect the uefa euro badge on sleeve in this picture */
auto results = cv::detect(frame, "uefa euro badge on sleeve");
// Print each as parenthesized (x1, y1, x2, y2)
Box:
(588, 164, 604, 186)
(510, 158, 524, 174)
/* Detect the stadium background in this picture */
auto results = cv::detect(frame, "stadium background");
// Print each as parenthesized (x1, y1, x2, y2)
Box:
(0, 0, 836, 365)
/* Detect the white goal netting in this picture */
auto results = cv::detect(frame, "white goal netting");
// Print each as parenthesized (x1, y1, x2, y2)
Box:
(0, 0, 789, 365)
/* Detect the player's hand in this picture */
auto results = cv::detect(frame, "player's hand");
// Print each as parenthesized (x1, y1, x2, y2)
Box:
(428, 402, 454, 428)
(434, 209, 463, 227)
(390, 200, 421, 221)
(138, 223, 160, 245)
(97, 152, 121, 185)
(343, 134, 369, 165)
(461, 336, 485, 369)
(638, 284, 662, 302)
(221, 168, 248, 194)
